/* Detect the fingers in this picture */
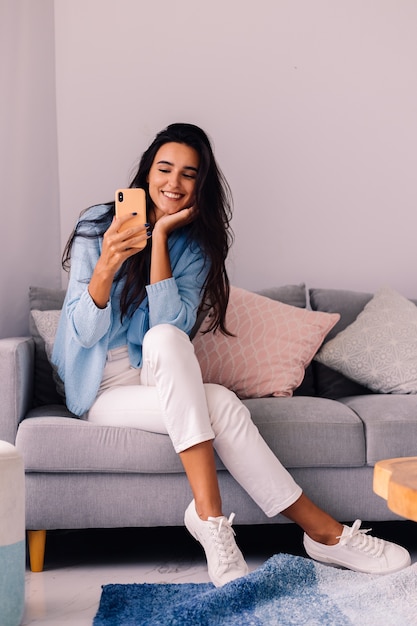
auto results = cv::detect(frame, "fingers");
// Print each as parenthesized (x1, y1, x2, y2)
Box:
(186, 205, 198, 222)
(111, 212, 147, 232)
(101, 217, 150, 271)
(110, 214, 151, 245)
(173, 205, 198, 228)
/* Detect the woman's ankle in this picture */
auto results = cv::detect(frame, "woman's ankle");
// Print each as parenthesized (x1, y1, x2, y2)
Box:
(305, 522, 344, 545)
(282, 494, 343, 545)
(194, 498, 223, 520)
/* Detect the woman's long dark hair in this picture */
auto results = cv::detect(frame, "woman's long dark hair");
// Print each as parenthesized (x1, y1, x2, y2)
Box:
(62, 123, 234, 333)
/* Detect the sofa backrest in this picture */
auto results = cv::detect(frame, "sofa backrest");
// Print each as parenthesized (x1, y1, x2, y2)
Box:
(34, 284, 413, 406)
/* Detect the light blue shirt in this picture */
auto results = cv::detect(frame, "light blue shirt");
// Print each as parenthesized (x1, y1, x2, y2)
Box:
(52, 204, 209, 416)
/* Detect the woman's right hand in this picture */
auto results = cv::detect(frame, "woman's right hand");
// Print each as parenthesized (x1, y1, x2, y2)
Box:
(88, 215, 149, 308)
(100, 214, 150, 275)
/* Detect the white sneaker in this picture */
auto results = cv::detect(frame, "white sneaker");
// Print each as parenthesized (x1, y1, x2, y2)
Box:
(303, 519, 411, 574)
(184, 500, 249, 587)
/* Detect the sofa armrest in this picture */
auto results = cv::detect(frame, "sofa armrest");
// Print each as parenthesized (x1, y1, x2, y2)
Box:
(0, 337, 34, 443)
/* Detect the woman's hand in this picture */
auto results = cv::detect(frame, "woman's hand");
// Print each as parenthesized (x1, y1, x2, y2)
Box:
(88, 214, 149, 308)
(149, 206, 197, 285)
(152, 205, 197, 238)
(100, 214, 150, 274)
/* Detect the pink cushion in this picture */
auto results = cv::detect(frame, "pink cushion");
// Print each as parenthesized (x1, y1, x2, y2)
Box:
(192, 287, 340, 399)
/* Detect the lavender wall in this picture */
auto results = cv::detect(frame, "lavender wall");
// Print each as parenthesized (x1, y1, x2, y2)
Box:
(54, 0, 417, 297)
(1, 0, 60, 338)
(2, 1, 416, 338)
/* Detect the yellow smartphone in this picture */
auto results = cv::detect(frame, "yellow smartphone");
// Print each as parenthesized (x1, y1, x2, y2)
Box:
(115, 188, 147, 250)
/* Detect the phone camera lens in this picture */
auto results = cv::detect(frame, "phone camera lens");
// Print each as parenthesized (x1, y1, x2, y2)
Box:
(118, 192, 123, 202)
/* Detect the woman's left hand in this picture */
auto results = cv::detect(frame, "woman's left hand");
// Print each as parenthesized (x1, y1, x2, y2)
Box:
(152, 205, 197, 238)
(149, 205, 197, 284)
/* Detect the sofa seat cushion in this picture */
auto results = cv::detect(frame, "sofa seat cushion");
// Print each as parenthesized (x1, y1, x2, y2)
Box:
(16, 416, 185, 474)
(340, 395, 417, 465)
(16, 397, 365, 474)
(244, 396, 365, 468)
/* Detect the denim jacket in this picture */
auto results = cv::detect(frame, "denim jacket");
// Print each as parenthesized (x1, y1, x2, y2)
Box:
(52, 204, 209, 416)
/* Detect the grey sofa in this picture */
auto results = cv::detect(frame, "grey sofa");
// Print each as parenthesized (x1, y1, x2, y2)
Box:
(1, 283, 416, 572)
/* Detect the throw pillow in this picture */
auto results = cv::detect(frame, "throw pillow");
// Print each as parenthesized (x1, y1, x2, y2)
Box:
(29, 286, 66, 406)
(314, 287, 417, 394)
(192, 286, 340, 399)
(30, 310, 65, 399)
(309, 288, 374, 399)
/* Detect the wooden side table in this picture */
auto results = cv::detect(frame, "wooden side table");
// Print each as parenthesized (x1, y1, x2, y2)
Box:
(373, 456, 417, 522)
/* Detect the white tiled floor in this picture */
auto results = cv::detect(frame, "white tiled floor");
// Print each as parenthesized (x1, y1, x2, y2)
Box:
(22, 522, 417, 625)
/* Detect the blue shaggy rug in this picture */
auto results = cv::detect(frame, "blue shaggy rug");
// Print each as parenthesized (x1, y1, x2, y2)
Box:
(93, 553, 417, 625)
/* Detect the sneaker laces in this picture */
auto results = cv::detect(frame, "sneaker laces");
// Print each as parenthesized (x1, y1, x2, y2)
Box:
(337, 519, 385, 558)
(207, 513, 240, 565)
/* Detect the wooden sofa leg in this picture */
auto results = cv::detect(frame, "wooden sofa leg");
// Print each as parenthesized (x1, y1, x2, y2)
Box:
(27, 530, 47, 572)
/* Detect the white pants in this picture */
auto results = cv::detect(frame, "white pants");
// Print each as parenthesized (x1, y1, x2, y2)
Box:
(88, 324, 302, 518)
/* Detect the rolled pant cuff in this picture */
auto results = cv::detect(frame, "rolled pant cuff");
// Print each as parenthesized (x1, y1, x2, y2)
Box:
(263, 485, 303, 518)
(174, 433, 215, 454)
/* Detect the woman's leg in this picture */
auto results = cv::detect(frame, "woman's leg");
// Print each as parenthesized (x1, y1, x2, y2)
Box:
(179, 441, 222, 519)
(88, 330, 355, 537)
(282, 494, 342, 544)
(89, 328, 226, 520)
(91, 326, 411, 577)
(141, 324, 250, 585)
(141, 325, 303, 517)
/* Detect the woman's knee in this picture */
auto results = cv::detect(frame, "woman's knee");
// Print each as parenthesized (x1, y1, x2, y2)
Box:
(143, 324, 188, 352)
(204, 384, 252, 429)
(143, 324, 194, 368)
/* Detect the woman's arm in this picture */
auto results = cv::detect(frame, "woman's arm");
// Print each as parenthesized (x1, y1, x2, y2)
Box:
(149, 207, 196, 285)
(62, 207, 149, 348)
(89, 213, 150, 307)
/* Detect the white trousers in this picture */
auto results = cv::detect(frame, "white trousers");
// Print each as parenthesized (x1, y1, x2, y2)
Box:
(88, 324, 302, 518)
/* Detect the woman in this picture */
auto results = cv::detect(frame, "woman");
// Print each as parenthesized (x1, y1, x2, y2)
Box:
(52, 122, 410, 587)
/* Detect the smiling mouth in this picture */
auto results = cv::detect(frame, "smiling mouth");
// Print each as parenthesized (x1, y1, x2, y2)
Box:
(162, 191, 182, 200)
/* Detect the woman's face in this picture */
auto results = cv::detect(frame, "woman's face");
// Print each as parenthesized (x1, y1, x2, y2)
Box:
(147, 142, 200, 222)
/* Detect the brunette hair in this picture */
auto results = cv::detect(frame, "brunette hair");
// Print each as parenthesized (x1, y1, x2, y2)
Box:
(62, 123, 233, 333)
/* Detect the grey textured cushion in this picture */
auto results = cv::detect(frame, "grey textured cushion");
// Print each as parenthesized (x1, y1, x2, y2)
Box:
(30, 309, 65, 400)
(309, 288, 374, 399)
(341, 394, 417, 465)
(315, 287, 417, 394)
(29, 286, 66, 406)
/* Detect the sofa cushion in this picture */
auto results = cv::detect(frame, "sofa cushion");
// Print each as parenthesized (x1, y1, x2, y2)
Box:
(30, 310, 65, 400)
(28, 283, 311, 408)
(245, 397, 365, 468)
(315, 287, 417, 394)
(29, 286, 66, 406)
(16, 415, 185, 474)
(17, 396, 365, 473)
(341, 395, 417, 465)
(309, 288, 374, 399)
(193, 286, 339, 399)
(256, 284, 307, 309)
(257, 285, 315, 396)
